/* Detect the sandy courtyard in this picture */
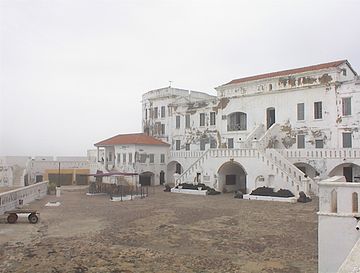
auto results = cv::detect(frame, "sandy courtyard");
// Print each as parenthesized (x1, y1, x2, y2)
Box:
(0, 186, 318, 273)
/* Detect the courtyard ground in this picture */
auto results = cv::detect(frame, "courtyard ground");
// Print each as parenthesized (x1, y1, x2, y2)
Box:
(0, 186, 318, 273)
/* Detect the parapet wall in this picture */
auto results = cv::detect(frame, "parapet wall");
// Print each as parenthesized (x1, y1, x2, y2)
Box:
(0, 181, 48, 215)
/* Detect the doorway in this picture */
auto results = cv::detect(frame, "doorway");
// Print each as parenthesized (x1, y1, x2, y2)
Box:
(344, 166, 353, 182)
(266, 107, 275, 129)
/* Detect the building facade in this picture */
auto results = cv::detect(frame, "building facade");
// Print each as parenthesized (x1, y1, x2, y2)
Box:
(94, 133, 170, 186)
(141, 60, 360, 195)
(318, 176, 360, 272)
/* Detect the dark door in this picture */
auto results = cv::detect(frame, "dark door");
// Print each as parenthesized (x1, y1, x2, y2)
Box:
(176, 163, 182, 174)
(225, 174, 236, 185)
(76, 174, 88, 185)
(267, 108, 275, 129)
(140, 175, 151, 186)
(344, 166, 353, 182)
(160, 171, 165, 185)
(48, 174, 73, 186)
(36, 175, 43, 183)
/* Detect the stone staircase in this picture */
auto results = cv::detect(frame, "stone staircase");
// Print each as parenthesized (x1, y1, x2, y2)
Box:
(175, 122, 314, 196)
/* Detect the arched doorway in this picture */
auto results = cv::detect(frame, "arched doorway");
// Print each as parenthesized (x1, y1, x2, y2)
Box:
(166, 161, 184, 186)
(218, 161, 247, 193)
(329, 163, 360, 182)
(294, 162, 319, 179)
(139, 171, 154, 186)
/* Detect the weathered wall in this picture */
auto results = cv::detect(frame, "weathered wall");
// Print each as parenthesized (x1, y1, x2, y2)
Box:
(0, 181, 48, 215)
(318, 178, 360, 273)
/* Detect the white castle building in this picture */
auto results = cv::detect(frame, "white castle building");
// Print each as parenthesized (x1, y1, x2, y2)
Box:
(94, 60, 360, 197)
(138, 60, 360, 196)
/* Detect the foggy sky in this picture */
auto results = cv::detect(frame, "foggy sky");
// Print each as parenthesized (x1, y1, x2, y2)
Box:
(1, 0, 360, 156)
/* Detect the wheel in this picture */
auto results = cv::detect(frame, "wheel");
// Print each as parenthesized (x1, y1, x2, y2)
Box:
(28, 214, 38, 224)
(7, 213, 17, 224)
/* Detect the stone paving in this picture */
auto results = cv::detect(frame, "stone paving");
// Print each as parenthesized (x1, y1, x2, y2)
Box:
(0, 186, 318, 273)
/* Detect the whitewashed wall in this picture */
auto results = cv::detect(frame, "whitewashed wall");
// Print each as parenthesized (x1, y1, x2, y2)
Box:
(0, 181, 48, 215)
(318, 177, 360, 273)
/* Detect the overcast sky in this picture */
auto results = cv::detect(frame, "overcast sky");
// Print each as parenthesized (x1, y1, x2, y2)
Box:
(1, 0, 359, 156)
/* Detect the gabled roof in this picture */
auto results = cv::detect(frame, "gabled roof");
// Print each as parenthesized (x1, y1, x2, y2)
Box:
(95, 133, 170, 147)
(222, 60, 352, 86)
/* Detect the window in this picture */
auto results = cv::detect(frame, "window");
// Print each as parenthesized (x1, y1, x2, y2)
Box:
(297, 103, 305, 121)
(109, 152, 113, 161)
(227, 112, 247, 131)
(161, 124, 165, 135)
(331, 189, 337, 213)
(343, 69, 347, 76)
(122, 153, 126, 163)
(185, 114, 190, 129)
(228, 138, 234, 149)
(154, 107, 158, 118)
(353, 192, 358, 213)
(161, 106, 166, 118)
(176, 116, 180, 129)
(185, 143, 190, 151)
(315, 140, 324, 149)
(210, 139, 217, 148)
(297, 135, 305, 149)
(145, 109, 148, 120)
(314, 101, 322, 119)
(160, 154, 165, 163)
(342, 97, 352, 116)
(269, 84, 273, 91)
(175, 140, 181, 150)
(117, 153, 120, 164)
(200, 113, 205, 126)
(175, 163, 182, 174)
(139, 154, 147, 163)
(226, 175, 236, 185)
(200, 139, 206, 151)
(210, 112, 216, 126)
(343, 132, 352, 148)
(128, 153, 132, 164)
(149, 154, 154, 163)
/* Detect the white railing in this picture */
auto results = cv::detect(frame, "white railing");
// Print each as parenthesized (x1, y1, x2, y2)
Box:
(0, 181, 48, 215)
(175, 148, 258, 184)
(279, 148, 360, 160)
(257, 123, 281, 150)
(243, 124, 265, 148)
(265, 149, 311, 195)
(209, 148, 258, 158)
(169, 150, 205, 159)
(175, 149, 211, 184)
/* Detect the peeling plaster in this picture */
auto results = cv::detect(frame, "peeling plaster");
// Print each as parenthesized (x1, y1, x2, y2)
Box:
(280, 121, 296, 148)
(212, 97, 230, 113)
(318, 73, 333, 85)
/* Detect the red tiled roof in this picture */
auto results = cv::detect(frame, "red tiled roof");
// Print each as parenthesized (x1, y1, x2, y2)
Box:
(223, 60, 347, 86)
(95, 133, 170, 146)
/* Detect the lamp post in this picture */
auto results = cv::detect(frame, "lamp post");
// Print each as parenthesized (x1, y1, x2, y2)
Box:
(56, 162, 61, 197)
(58, 162, 61, 187)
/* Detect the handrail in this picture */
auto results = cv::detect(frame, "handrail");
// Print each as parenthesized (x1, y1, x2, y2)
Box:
(175, 149, 211, 184)
(243, 124, 265, 148)
(257, 123, 280, 150)
(278, 148, 360, 159)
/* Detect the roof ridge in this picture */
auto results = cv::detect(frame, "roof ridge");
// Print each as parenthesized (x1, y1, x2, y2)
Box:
(223, 59, 347, 86)
(94, 133, 169, 146)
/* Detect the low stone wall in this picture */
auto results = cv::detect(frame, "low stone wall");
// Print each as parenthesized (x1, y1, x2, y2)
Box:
(0, 181, 48, 215)
(243, 194, 297, 203)
(171, 188, 208, 196)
